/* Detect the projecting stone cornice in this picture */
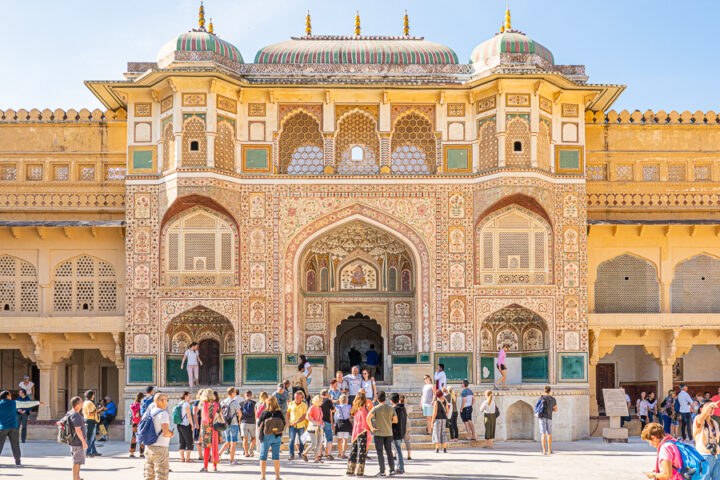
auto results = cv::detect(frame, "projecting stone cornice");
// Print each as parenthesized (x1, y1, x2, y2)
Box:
(589, 313, 720, 330)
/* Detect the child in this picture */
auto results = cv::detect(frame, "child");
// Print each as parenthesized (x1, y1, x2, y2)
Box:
(335, 394, 352, 458)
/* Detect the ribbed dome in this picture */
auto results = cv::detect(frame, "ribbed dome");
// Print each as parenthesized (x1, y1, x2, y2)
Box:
(158, 31, 244, 65)
(254, 36, 458, 65)
(471, 30, 554, 68)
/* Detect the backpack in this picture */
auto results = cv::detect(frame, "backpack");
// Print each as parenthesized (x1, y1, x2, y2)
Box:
(140, 395, 154, 416)
(171, 402, 184, 425)
(56, 413, 76, 445)
(263, 415, 285, 436)
(534, 397, 545, 418)
(242, 400, 255, 419)
(665, 440, 708, 480)
(136, 409, 164, 446)
(221, 400, 234, 424)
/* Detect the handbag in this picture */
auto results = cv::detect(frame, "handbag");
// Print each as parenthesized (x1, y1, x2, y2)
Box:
(336, 406, 352, 433)
(494, 405, 501, 419)
(211, 404, 227, 432)
(300, 430, 312, 444)
(263, 416, 285, 436)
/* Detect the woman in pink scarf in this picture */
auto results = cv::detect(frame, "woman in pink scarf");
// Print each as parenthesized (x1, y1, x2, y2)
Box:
(346, 391, 372, 476)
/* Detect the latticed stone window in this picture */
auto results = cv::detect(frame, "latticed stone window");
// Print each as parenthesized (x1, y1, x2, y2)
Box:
(477, 119, 498, 171)
(694, 164, 711, 181)
(671, 254, 720, 313)
(0, 255, 39, 314)
(505, 117, 531, 168)
(181, 116, 207, 167)
(595, 254, 660, 313)
(667, 164, 686, 182)
(642, 164, 660, 181)
(53, 164, 69, 181)
(79, 165, 96, 181)
(587, 165, 607, 181)
(164, 208, 236, 287)
(0, 164, 17, 181)
(279, 111, 324, 174)
(52, 255, 117, 313)
(214, 121, 236, 172)
(162, 122, 176, 171)
(106, 165, 126, 181)
(336, 112, 380, 175)
(390, 112, 435, 174)
(615, 164, 633, 181)
(25, 164, 43, 181)
(477, 207, 551, 285)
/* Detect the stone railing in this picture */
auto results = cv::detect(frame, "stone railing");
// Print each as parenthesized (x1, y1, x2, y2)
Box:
(0, 108, 126, 122)
(585, 109, 720, 125)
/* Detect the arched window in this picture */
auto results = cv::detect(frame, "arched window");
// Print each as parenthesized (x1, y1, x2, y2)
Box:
(53, 255, 117, 313)
(164, 208, 237, 287)
(214, 120, 236, 172)
(477, 206, 551, 285)
(162, 122, 175, 171)
(336, 112, 380, 175)
(595, 254, 660, 313)
(671, 254, 720, 313)
(279, 111, 324, 175)
(505, 116, 531, 168)
(391, 112, 436, 174)
(0, 255, 38, 314)
(182, 116, 207, 167)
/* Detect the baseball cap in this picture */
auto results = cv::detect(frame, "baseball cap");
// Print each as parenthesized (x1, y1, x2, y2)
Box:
(277, 383, 284, 388)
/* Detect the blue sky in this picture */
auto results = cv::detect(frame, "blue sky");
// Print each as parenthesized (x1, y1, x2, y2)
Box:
(1, 0, 717, 111)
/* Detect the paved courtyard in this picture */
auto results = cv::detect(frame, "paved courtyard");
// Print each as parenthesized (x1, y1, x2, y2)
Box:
(0, 438, 654, 479)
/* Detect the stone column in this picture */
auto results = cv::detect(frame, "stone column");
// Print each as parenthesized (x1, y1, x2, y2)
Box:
(37, 363, 56, 420)
(588, 329, 600, 416)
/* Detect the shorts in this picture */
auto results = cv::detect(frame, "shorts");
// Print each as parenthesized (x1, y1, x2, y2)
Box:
(71, 445, 85, 465)
(178, 424, 194, 450)
(225, 424, 239, 443)
(259, 434, 281, 461)
(539, 417, 552, 435)
(336, 432, 349, 439)
(460, 406, 473, 423)
(323, 421, 333, 442)
(422, 405, 434, 417)
(240, 423, 256, 438)
(497, 363, 507, 371)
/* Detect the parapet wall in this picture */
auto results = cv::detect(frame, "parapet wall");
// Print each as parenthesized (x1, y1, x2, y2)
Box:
(586, 109, 720, 125)
(0, 108, 126, 122)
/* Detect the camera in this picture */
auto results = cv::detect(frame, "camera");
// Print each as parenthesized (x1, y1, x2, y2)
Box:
(706, 442, 717, 456)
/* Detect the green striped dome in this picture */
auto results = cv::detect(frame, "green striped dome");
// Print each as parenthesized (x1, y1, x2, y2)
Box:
(255, 36, 458, 65)
(471, 30, 554, 67)
(158, 31, 244, 64)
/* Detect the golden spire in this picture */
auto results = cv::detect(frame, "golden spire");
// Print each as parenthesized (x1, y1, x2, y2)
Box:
(306, 10, 312, 36)
(403, 10, 409, 36)
(504, 4, 511, 31)
(208, 18, 214, 34)
(355, 11, 361, 36)
(199, 2, 206, 31)
(500, 23, 505, 33)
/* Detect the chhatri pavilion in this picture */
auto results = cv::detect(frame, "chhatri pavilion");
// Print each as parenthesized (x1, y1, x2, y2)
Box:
(1, 6, 719, 442)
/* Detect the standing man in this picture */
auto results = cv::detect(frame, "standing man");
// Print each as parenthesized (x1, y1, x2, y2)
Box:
(348, 346, 362, 369)
(272, 383, 289, 416)
(180, 342, 202, 390)
(495, 345, 509, 390)
(390, 393, 407, 474)
(67, 396, 87, 480)
(367, 391, 398, 477)
(421, 375, 435, 435)
(460, 380, 476, 441)
(144, 393, 174, 480)
(365, 344, 379, 380)
(98, 396, 116, 442)
(435, 364, 447, 392)
(538, 386, 558, 455)
(218, 387, 241, 465)
(0, 390, 40, 467)
(140, 386, 155, 416)
(343, 366, 362, 405)
(320, 389, 336, 460)
(240, 390, 256, 457)
(18, 376, 34, 400)
(286, 391, 308, 460)
(677, 383, 694, 441)
(82, 390, 102, 457)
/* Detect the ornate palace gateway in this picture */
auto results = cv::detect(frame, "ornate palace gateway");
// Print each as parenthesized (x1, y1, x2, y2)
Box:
(1, 7, 719, 442)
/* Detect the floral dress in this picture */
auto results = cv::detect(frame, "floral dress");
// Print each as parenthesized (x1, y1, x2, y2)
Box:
(201, 401, 220, 464)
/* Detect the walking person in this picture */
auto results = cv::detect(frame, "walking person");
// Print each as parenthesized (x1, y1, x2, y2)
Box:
(446, 386, 459, 440)
(431, 390, 449, 453)
(693, 400, 720, 480)
(176, 391, 195, 463)
(320, 389, 336, 460)
(15, 389, 30, 443)
(240, 390, 257, 457)
(365, 344, 379, 379)
(300, 354, 313, 389)
(0, 390, 40, 467)
(367, 391, 397, 476)
(200, 389, 220, 472)
(478, 390, 497, 448)
(129, 392, 145, 457)
(360, 369, 376, 402)
(344, 366, 363, 405)
(641, 422, 684, 480)
(181, 342, 202, 390)
(292, 364, 309, 401)
(399, 395, 413, 460)
(390, 393, 406, 474)
(303, 395, 325, 463)
(637, 392, 650, 430)
(218, 387, 241, 465)
(678, 384, 694, 441)
(459, 380, 476, 441)
(144, 393, 174, 480)
(272, 383, 289, 416)
(98, 396, 116, 442)
(435, 364, 447, 392)
(82, 390, 102, 457)
(538, 386, 558, 455)
(335, 394, 352, 459)
(258, 396, 285, 480)
(346, 391, 372, 477)
(67, 396, 87, 480)
(421, 375, 434, 435)
(495, 345, 509, 389)
(286, 390, 308, 460)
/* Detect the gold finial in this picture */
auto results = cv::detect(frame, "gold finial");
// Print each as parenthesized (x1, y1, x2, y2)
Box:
(504, 4, 511, 31)
(208, 18, 214, 34)
(306, 10, 312, 36)
(198, 2, 206, 31)
(500, 23, 505, 33)
(355, 11, 361, 36)
(403, 10, 409, 36)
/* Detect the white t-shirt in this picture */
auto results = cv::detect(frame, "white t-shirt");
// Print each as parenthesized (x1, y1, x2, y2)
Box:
(361, 379, 374, 399)
(421, 384, 434, 406)
(678, 390, 693, 413)
(18, 381, 34, 393)
(302, 362, 311, 377)
(149, 405, 171, 447)
(637, 399, 649, 416)
(479, 398, 496, 413)
(184, 349, 199, 366)
(434, 371, 447, 390)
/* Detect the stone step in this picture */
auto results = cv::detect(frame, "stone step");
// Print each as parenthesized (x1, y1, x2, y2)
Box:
(219, 438, 487, 454)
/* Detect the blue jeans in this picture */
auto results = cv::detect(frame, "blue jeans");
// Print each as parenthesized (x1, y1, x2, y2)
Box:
(288, 426, 305, 456)
(700, 454, 717, 480)
(392, 439, 405, 472)
(323, 421, 333, 443)
(260, 435, 281, 461)
(661, 414, 672, 434)
(85, 420, 98, 455)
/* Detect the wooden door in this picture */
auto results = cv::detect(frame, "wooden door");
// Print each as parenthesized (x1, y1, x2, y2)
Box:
(198, 339, 220, 385)
(596, 363, 615, 412)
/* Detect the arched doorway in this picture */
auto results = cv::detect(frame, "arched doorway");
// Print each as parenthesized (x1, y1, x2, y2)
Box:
(506, 401, 535, 440)
(334, 312, 383, 380)
(165, 306, 236, 386)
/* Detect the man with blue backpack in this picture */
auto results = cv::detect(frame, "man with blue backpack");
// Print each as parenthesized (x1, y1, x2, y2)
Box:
(534, 386, 558, 455)
(137, 393, 174, 480)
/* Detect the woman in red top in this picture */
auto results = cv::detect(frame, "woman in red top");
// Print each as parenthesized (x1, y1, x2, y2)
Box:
(128, 392, 144, 457)
(200, 389, 221, 472)
(346, 391, 372, 476)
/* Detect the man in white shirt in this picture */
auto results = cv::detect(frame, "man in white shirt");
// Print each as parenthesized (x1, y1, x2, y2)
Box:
(343, 366, 363, 404)
(434, 364, 447, 391)
(18, 376, 34, 400)
(218, 387, 241, 465)
(180, 342, 202, 389)
(678, 384, 694, 441)
(145, 393, 173, 480)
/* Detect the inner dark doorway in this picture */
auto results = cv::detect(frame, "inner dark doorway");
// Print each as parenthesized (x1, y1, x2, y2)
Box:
(198, 339, 220, 385)
(596, 363, 615, 414)
(335, 312, 383, 381)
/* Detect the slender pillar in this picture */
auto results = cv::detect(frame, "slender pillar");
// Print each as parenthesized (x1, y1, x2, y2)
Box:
(589, 357, 599, 416)
(37, 363, 56, 420)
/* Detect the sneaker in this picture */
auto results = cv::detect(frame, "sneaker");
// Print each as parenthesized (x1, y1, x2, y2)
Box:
(140, 454, 145, 458)
(289, 455, 295, 460)
(395, 470, 405, 475)
(389, 471, 396, 476)
(375, 473, 386, 477)
(230, 460, 239, 466)
(200, 467, 207, 472)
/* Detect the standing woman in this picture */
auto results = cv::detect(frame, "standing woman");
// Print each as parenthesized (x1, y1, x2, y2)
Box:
(200, 389, 220, 472)
(431, 390, 449, 453)
(299, 355, 313, 390)
(647, 392, 658, 424)
(335, 394, 352, 459)
(446, 386, 459, 441)
(477, 390, 497, 449)
(636, 391, 650, 430)
(129, 392, 145, 457)
(303, 395, 325, 463)
(181, 342, 202, 390)
(258, 396, 285, 480)
(177, 391, 195, 463)
(360, 369, 376, 403)
(346, 391, 372, 477)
